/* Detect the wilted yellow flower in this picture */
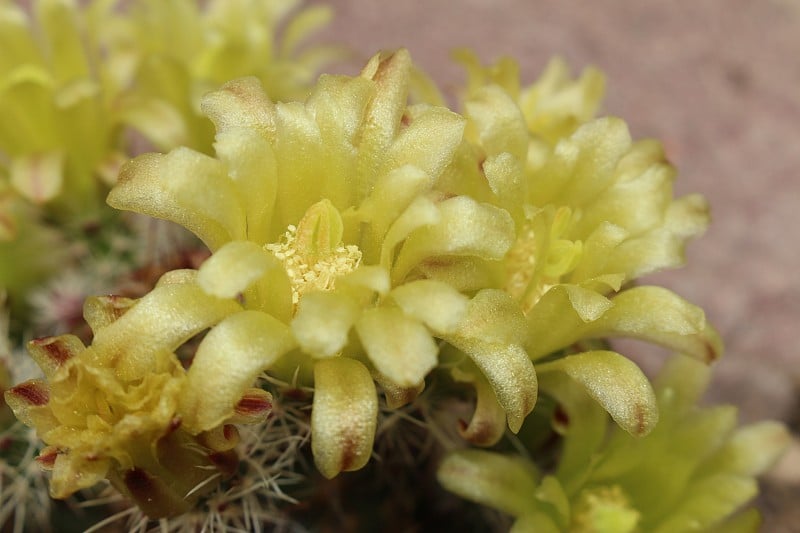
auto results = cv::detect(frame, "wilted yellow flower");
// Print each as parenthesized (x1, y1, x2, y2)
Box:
(3, 282, 277, 518)
(108, 49, 537, 480)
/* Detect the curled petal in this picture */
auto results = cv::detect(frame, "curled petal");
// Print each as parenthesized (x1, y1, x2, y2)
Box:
(527, 285, 721, 363)
(357, 49, 412, 188)
(197, 425, 241, 452)
(338, 266, 391, 298)
(108, 149, 246, 251)
(456, 289, 529, 347)
(356, 307, 438, 387)
(451, 366, 507, 447)
(200, 76, 276, 137)
(382, 195, 440, 272)
(36, 446, 59, 471)
(312, 357, 377, 478)
(88, 283, 241, 381)
(600, 286, 722, 363)
(392, 196, 516, 281)
(530, 117, 631, 206)
(231, 388, 274, 425)
(380, 104, 465, 180)
(538, 351, 658, 437)
(465, 85, 528, 162)
(356, 164, 431, 259)
(179, 311, 294, 433)
(213, 128, 277, 244)
(446, 290, 537, 432)
(4, 379, 58, 431)
(456, 341, 536, 434)
(50, 453, 109, 499)
(372, 370, 423, 409)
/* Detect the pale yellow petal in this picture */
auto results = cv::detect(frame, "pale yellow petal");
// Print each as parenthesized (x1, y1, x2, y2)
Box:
(197, 240, 280, 299)
(179, 310, 295, 433)
(538, 350, 658, 436)
(108, 149, 246, 251)
(389, 279, 469, 335)
(291, 292, 359, 358)
(437, 449, 539, 518)
(356, 307, 438, 387)
(312, 357, 377, 478)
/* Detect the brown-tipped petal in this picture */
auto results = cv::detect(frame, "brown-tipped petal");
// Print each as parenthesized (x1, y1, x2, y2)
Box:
(4, 379, 58, 431)
(373, 370, 423, 409)
(230, 388, 273, 425)
(36, 446, 60, 471)
(6, 380, 48, 406)
(88, 283, 241, 381)
(83, 295, 136, 333)
(179, 311, 293, 434)
(198, 425, 241, 452)
(452, 367, 507, 447)
(537, 351, 658, 437)
(200, 76, 276, 137)
(27, 335, 84, 378)
(312, 358, 378, 479)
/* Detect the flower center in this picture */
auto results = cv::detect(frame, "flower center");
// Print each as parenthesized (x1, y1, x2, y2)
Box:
(505, 206, 582, 314)
(264, 199, 362, 307)
(572, 485, 639, 533)
(265, 225, 362, 306)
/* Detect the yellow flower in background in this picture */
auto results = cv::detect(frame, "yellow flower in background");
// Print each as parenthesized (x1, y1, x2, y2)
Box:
(0, 0, 337, 325)
(0, 0, 122, 215)
(455, 49, 605, 148)
(113, 0, 342, 153)
(0, 183, 70, 315)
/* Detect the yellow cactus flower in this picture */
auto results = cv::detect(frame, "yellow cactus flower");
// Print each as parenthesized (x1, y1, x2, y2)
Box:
(425, 53, 723, 443)
(455, 49, 605, 147)
(108, 49, 537, 480)
(438, 354, 790, 533)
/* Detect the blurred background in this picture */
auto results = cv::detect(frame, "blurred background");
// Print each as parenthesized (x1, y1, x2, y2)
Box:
(312, 0, 800, 528)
